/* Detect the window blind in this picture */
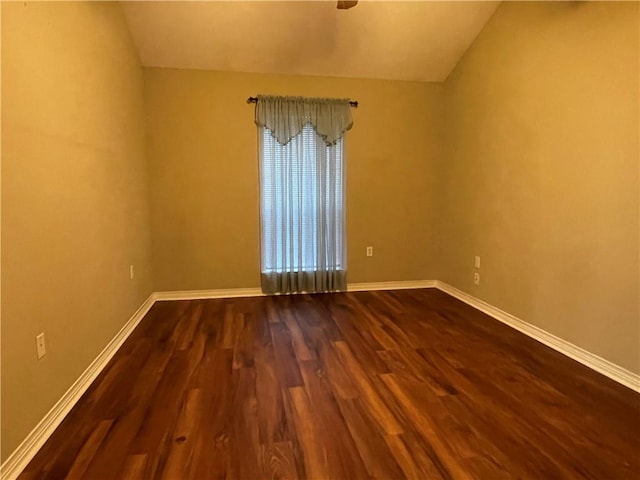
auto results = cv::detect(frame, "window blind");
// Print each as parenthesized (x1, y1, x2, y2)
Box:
(259, 123, 346, 293)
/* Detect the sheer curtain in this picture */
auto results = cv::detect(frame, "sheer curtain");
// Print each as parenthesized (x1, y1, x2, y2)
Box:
(256, 95, 353, 294)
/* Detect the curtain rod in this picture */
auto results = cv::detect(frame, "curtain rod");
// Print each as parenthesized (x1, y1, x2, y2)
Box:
(246, 96, 358, 108)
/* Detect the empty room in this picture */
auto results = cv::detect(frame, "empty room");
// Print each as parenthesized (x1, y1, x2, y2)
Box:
(1, 0, 639, 478)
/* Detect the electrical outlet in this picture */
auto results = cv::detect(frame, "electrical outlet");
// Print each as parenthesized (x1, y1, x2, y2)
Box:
(474, 256, 481, 269)
(130, 265, 134, 280)
(366, 246, 373, 257)
(473, 272, 480, 286)
(36, 333, 46, 359)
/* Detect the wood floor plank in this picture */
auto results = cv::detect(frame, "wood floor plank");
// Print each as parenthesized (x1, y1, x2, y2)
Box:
(18, 289, 640, 480)
(233, 311, 256, 369)
(260, 442, 299, 480)
(63, 419, 113, 480)
(380, 372, 472, 480)
(336, 397, 405, 479)
(287, 386, 329, 479)
(255, 336, 290, 445)
(188, 347, 233, 480)
(328, 305, 392, 375)
(227, 367, 263, 480)
(333, 341, 403, 435)
(315, 328, 360, 400)
(384, 432, 444, 480)
(269, 322, 305, 388)
(159, 388, 202, 479)
(298, 359, 369, 479)
(119, 455, 148, 480)
(281, 308, 315, 362)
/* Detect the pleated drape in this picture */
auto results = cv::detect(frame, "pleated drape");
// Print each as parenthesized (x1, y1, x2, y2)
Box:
(255, 95, 353, 146)
(257, 96, 350, 294)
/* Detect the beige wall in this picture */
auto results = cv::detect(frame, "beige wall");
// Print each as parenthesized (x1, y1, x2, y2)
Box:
(1, 2, 153, 460)
(441, 1, 640, 373)
(144, 68, 443, 291)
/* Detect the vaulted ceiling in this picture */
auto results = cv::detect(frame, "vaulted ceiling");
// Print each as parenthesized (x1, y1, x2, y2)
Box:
(122, 1, 500, 82)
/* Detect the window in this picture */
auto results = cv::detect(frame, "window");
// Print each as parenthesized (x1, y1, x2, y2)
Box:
(255, 95, 352, 294)
(261, 124, 344, 273)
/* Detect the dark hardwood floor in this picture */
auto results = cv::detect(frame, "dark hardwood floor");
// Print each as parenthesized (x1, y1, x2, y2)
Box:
(19, 289, 640, 479)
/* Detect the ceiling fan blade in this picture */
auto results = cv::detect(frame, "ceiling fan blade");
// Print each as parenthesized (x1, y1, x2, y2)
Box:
(337, 0, 358, 10)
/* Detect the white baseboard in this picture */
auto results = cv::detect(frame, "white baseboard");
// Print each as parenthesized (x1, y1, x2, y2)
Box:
(153, 280, 438, 301)
(3, 280, 638, 479)
(0, 294, 156, 480)
(435, 281, 640, 393)
(153, 287, 264, 301)
(348, 280, 437, 292)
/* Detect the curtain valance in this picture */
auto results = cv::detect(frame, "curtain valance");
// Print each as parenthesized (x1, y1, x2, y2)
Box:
(255, 95, 353, 146)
